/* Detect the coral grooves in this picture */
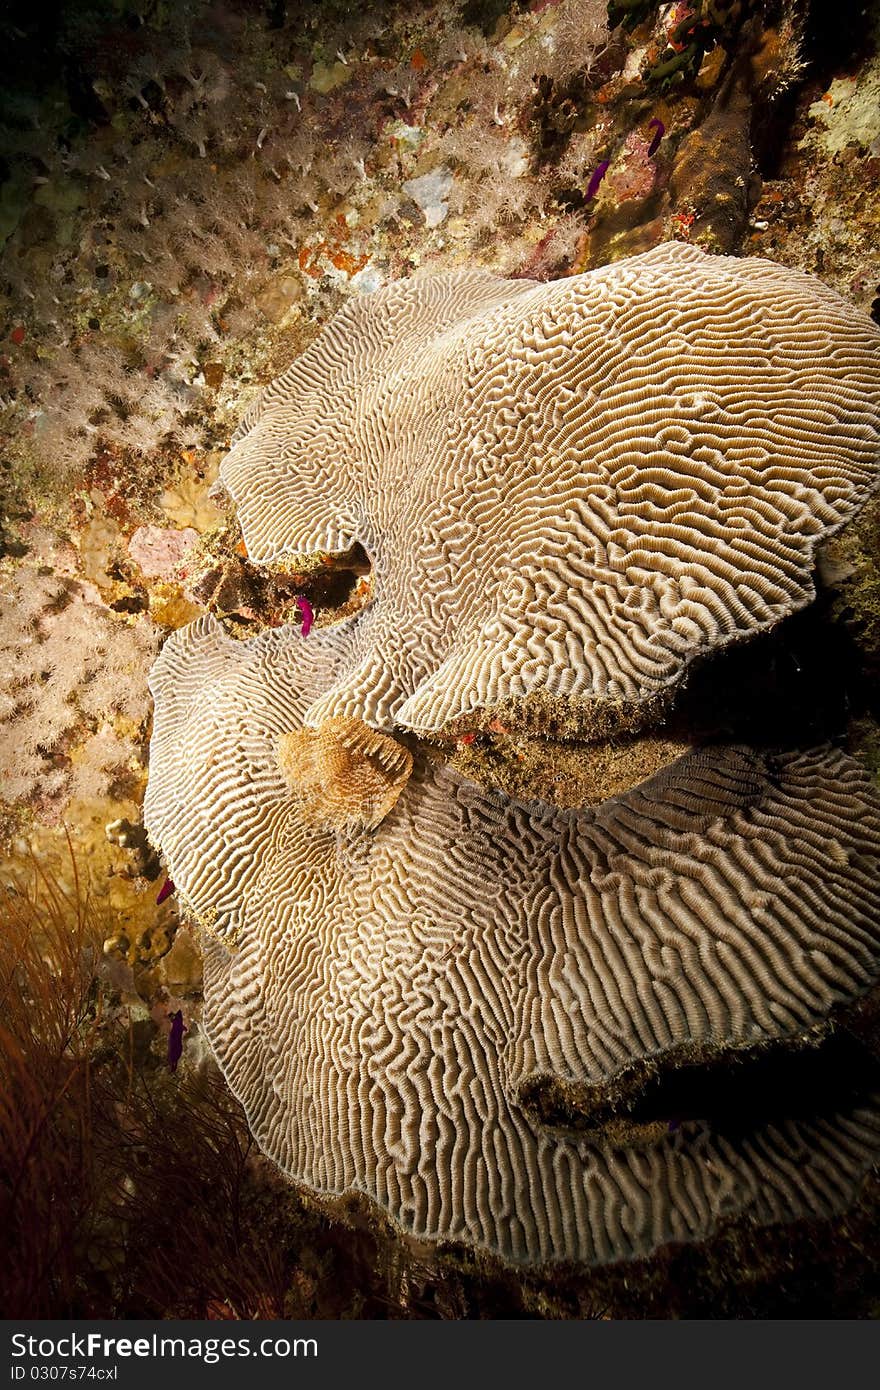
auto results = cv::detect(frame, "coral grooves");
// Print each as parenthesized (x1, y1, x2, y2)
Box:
(220, 243, 880, 737)
(145, 248, 880, 1269)
(145, 615, 880, 1267)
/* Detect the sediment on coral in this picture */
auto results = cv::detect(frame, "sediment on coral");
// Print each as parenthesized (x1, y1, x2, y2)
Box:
(447, 726, 691, 808)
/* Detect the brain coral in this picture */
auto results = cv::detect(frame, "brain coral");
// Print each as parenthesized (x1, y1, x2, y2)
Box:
(220, 242, 880, 734)
(144, 616, 880, 1265)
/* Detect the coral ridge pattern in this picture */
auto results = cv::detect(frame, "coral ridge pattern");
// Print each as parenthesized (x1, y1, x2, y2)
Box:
(145, 615, 880, 1266)
(220, 243, 880, 734)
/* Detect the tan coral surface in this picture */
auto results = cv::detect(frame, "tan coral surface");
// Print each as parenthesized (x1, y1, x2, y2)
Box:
(220, 242, 880, 735)
(143, 615, 880, 1266)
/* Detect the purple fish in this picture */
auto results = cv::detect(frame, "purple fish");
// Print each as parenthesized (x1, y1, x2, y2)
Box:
(585, 159, 610, 201)
(156, 875, 175, 905)
(647, 118, 665, 157)
(295, 595, 314, 636)
(168, 1010, 186, 1073)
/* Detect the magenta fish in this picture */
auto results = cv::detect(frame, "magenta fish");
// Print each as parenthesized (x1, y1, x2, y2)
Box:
(647, 118, 665, 157)
(156, 876, 175, 905)
(168, 1010, 186, 1073)
(295, 595, 314, 636)
(585, 159, 610, 201)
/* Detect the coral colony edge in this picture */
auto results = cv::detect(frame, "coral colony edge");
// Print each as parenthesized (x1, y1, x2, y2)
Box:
(144, 245, 880, 1269)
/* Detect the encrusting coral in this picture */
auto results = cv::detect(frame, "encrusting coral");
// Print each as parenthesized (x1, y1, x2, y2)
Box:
(0, 562, 158, 815)
(144, 615, 880, 1267)
(220, 242, 880, 737)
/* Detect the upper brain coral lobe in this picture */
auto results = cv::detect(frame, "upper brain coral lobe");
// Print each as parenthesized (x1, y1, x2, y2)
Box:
(220, 242, 880, 735)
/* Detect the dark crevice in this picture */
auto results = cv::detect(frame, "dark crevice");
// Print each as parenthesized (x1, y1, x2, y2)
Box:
(523, 1027, 880, 1139)
(800, 0, 877, 84)
(753, 0, 878, 177)
(666, 599, 870, 752)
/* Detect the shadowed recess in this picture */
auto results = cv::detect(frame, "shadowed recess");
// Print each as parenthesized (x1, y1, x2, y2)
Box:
(522, 1028, 880, 1139)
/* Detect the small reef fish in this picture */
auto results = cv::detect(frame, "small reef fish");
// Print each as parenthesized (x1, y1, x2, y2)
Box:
(647, 118, 665, 157)
(585, 160, 610, 201)
(156, 875, 175, 904)
(295, 595, 314, 636)
(168, 1010, 186, 1073)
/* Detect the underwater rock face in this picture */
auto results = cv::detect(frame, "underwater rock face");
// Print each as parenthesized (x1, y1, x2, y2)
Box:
(0, 564, 158, 811)
(220, 242, 880, 735)
(144, 616, 880, 1266)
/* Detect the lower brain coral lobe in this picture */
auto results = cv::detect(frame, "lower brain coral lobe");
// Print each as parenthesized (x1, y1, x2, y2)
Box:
(144, 614, 880, 1267)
